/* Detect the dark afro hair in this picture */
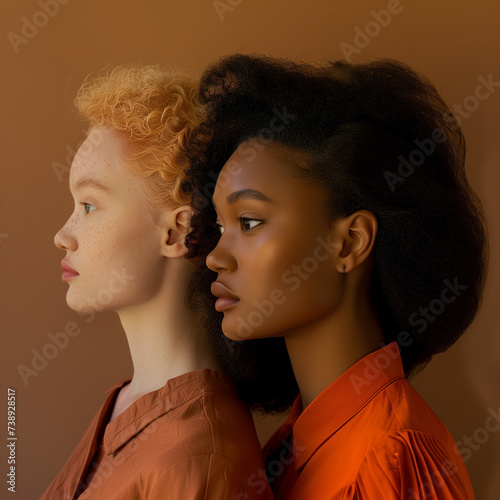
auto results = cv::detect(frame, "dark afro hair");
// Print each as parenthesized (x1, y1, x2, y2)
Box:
(184, 53, 489, 377)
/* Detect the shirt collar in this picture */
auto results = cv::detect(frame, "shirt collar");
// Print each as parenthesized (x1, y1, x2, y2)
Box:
(292, 342, 405, 470)
(103, 369, 235, 455)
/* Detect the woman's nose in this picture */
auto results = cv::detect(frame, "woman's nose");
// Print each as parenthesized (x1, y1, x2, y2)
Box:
(54, 217, 77, 252)
(206, 238, 237, 273)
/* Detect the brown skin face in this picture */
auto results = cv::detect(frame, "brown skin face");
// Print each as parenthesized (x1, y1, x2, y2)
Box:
(207, 141, 385, 406)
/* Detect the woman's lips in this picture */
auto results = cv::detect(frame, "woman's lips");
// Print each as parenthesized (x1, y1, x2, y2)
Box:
(211, 281, 240, 312)
(61, 260, 79, 281)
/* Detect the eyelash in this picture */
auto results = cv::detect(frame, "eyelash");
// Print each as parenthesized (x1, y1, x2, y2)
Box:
(216, 217, 264, 234)
(240, 217, 263, 231)
(80, 202, 97, 214)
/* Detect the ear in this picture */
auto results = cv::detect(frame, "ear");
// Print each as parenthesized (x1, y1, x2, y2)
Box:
(334, 210, 378, 274)
(158, 205, 192, 259)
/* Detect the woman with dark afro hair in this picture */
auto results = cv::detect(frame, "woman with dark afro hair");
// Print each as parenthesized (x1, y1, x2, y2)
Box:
(185, 54, 488, 499)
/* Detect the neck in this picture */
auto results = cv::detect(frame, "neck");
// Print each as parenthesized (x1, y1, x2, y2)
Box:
(285, 271, 384, 409)
(116, 260, 221, 401)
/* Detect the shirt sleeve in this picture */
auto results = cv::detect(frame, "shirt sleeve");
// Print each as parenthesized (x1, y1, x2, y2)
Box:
(145, 454, 274, 500)
(332, 430, 475, 500)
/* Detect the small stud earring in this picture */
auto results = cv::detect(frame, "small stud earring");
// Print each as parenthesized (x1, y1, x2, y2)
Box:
(343, 264, 346, 273)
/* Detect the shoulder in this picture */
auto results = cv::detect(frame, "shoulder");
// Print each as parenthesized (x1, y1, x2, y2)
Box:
(129, 382, 270, 498)
(354, 430, 475, 500)
(145, 453, 273, 500)
(197, 388, 264, 460)
(368, 376, 456, 442)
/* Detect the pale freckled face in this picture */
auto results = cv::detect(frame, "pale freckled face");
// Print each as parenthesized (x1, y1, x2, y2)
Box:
(54, 126, 165, 313)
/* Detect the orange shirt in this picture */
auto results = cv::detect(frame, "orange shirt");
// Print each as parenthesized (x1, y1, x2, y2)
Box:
(263, 343, 475, 500)
(40, 369, 273, 500)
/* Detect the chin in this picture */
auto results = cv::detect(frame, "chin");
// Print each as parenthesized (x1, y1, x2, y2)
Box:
(222, 316, 252, 341)
(65, 292, 106, 315)
(66, 301, 101, 315)
(222, 318, 278, 342)
(222, 330, 247, 343)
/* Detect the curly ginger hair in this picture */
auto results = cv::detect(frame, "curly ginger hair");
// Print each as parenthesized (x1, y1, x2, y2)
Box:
(75, 64, 203, 209)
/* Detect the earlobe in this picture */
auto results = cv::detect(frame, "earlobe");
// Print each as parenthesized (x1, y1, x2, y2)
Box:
(160, 205, 192, 259)
(337, 210, 378, 273)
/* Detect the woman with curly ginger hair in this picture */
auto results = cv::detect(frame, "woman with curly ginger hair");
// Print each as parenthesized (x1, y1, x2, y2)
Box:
(41, 64, 293, 500)
(185, 54, 488, 499)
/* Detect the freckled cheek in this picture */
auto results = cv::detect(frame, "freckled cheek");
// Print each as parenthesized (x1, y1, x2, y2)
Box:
(79, 224, 118, 268)
(85, 221, 150, 272)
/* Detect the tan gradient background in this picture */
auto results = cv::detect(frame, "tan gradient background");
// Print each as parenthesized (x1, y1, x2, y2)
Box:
(1, 1, 499, 498)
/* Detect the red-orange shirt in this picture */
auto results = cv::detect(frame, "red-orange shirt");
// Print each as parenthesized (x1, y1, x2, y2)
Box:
(263, 343, 475, 500)
(40, 369, 273, 500)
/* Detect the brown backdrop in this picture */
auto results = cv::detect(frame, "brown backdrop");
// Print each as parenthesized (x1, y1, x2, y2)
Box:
(1, 1, 499, 498)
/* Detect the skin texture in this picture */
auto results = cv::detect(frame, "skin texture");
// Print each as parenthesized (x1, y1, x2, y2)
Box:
(54, 126, 219, 420)
(207, 141, 385, 407)
(55, 127, 169, 313)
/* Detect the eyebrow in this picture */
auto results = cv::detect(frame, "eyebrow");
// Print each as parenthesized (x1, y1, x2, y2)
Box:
(226, 189, 272, 204)
(73, 178, 111, 193)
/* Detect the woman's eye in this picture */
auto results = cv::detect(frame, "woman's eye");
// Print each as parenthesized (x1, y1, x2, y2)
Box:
(215, 222, 224, 234)
(81, 202, 97, 214)
(239, 218, 263, 231)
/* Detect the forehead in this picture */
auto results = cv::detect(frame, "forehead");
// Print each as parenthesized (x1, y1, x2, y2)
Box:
(69, 127, 129, 185)
(215, 141, 311, 196)
(213, 141, 331, 223)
